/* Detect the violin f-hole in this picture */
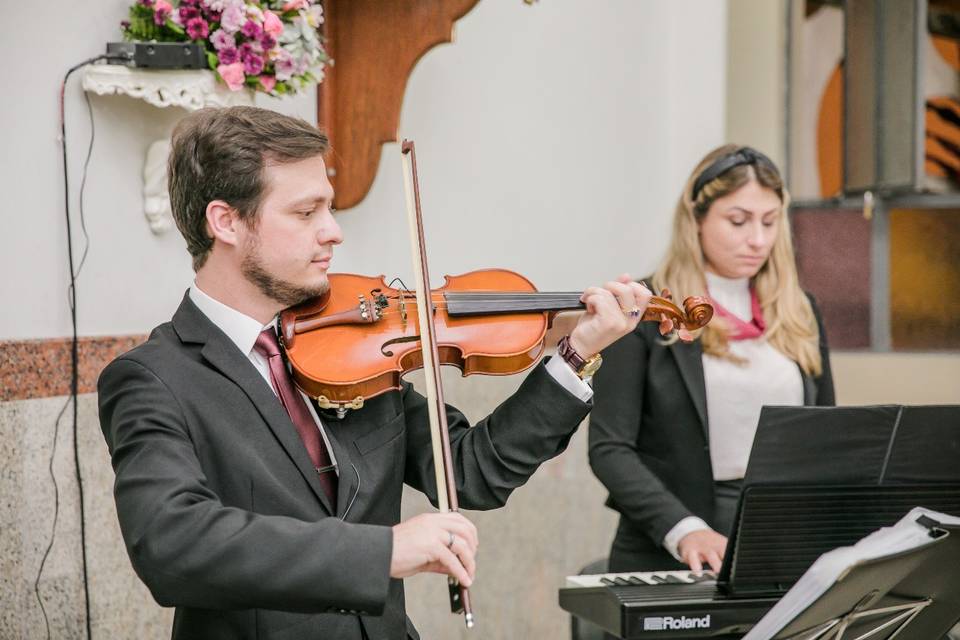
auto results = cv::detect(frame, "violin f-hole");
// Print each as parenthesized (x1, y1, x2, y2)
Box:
(381, 334, 421, 357)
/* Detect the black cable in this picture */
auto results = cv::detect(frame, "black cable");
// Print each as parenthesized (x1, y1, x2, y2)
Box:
(35, 52, 122, 640)
(34, 397, 70, 640)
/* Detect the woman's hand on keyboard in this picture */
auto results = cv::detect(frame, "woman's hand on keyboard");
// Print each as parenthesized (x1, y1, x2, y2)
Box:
(677, 529, 727, 574)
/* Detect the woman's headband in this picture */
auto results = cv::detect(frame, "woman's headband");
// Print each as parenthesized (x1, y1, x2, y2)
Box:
(690, 147, 779, 201)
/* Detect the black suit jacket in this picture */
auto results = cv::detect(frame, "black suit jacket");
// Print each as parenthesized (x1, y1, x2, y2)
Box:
(98, 294, 591, 640)
(587, 294, 834, 570)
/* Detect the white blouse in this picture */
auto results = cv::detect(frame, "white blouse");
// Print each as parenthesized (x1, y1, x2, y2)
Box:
(702, 272, 804, 480)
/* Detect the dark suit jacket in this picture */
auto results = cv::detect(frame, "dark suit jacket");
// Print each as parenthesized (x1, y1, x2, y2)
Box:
(98, 294, 591, 640)
(587, 294, 834, 571)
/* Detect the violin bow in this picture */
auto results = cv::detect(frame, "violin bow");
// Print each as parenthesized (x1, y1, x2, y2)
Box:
(400, 140, 475, 628)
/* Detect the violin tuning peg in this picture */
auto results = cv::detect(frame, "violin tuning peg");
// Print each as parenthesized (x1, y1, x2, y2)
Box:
(658, 315, 673, 336)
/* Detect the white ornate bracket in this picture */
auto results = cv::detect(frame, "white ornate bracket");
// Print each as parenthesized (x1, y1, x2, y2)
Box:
(82, 64, 254, 234)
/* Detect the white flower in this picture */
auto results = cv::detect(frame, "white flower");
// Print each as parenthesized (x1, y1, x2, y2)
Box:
(278, 22, 300, 45)
(204, 0, 244, 11)
(300, 5, 324, 29)
(245, 4, 264, 22)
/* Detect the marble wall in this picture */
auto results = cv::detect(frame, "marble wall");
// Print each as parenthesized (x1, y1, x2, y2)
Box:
(1, 393, 172, 639)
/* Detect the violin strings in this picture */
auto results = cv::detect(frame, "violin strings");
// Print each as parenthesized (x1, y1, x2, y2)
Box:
(357, 292, 691, 322)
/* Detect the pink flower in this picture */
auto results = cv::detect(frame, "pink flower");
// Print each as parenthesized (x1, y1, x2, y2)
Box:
(186, 17, 209, 40)
(217, 62, 246, 91)
(179, 5, 200, 21)
(243, 53, 264, 76)
(210, 28, 234, 51)
(217, 47, 239, 65)
(241, 20, 263, 40)
(220, 5, 245, 33)
(262, 10, 284, 37)
(238, 42, 261, 60)
(259, 75, 276, 93)
(281, 0, 310, 11)
(259, 33, 277, 50)
(154, 0, 173, 25)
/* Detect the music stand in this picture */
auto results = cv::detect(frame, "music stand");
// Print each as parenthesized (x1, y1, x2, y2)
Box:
(746, 512, 960, 640)
(716, 404, 960, 598)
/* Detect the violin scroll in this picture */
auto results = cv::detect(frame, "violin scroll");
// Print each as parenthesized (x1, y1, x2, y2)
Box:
(642, 287, 713, 342)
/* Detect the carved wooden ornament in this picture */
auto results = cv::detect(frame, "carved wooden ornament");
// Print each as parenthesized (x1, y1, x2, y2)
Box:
(317, 0, 480, 209)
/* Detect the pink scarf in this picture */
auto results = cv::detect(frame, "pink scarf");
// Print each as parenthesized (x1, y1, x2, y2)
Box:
(708, 286, 765, 340)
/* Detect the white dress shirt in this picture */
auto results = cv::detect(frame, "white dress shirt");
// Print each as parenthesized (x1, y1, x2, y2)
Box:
(188, 284, 594, 476)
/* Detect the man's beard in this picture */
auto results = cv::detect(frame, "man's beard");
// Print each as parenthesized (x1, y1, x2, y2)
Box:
(240, 236, 328, 308)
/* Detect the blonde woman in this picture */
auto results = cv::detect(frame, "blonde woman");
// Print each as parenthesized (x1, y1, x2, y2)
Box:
(588, 145, 834, 576)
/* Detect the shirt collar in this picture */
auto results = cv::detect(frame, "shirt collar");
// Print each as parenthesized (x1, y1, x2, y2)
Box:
(189, 284, 274, 356)
(705, 271, 751, 321)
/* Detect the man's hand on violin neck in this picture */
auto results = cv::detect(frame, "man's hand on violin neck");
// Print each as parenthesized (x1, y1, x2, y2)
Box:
(569, 274, 652, 357)
(390, 512, 478, 587)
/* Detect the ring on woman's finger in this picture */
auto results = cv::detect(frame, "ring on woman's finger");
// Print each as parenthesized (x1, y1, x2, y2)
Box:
(447, 532, 455, 549)
(628, 306, 642, 318)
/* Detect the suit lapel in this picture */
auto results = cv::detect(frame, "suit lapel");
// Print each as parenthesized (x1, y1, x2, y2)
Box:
(801, 367, 817, 405)
(172, 294, 335, 515)
(668, 338, 709, 437)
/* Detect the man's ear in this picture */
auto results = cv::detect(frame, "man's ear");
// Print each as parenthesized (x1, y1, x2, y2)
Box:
(205, 200, 242, 248)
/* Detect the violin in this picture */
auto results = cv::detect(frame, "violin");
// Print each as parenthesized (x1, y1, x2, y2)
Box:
(279, 141, 711, 628)
(278, 269, 713, 412)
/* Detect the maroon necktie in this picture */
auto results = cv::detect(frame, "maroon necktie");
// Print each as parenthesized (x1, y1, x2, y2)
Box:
(254, 328, 337, 505)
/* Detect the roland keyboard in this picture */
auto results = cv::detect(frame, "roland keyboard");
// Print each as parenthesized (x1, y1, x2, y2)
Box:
(559, 570, 778, 639)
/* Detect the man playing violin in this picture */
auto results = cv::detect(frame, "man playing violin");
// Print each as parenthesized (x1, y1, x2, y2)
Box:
(98, 105, 652, 640)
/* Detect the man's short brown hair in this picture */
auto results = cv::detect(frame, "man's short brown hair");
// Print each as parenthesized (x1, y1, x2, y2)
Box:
(168, 106, 329, 271)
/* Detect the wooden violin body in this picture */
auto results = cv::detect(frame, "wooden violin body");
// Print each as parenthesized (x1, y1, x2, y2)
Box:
(279, 269, 712, 411)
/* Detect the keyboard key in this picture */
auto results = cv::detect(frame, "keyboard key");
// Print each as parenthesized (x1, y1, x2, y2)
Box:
(687, 572, 716, 583)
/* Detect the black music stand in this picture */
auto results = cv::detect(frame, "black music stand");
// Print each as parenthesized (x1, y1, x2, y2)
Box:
(743, 511, 960, 640)
(717, 405, 960, 598)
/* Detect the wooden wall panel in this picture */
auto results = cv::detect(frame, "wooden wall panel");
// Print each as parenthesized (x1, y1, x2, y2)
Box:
(318, 0, 480, 209)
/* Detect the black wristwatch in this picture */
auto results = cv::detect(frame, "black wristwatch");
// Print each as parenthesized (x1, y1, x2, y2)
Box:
(557, 335, 602, 379)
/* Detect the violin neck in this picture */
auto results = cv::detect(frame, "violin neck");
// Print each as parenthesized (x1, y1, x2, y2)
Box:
(444, 292, 585, 317)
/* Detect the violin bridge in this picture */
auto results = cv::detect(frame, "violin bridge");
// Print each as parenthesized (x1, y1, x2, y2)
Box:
(398, 290, 408, 327)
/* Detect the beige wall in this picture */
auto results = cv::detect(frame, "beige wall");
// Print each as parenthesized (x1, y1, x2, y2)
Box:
(832, 353, 960, 406)
(726, 0, 787, 168)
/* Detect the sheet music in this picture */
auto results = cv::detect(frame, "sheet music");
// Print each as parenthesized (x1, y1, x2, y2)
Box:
(743, 507, 960, 640)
